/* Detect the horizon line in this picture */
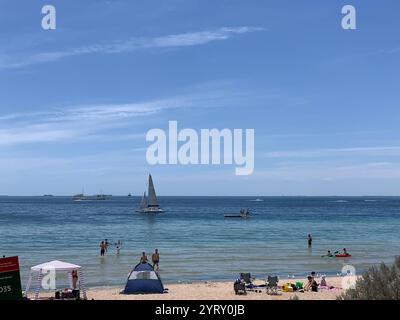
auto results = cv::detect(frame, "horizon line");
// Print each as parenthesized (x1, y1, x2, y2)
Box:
(1, 195, 399, 197)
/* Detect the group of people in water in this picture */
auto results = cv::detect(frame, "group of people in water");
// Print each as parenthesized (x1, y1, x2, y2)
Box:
(307, 234, 351, 257)
(239, 208, 250, 217)
(322, 248, 350, 257)
(99, 239, 160, 270)
(99, 239, 122, 256)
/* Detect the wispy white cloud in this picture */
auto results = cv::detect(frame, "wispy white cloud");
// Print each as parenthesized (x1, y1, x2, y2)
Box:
(263, 146, 400, 158)
(255, 161, 400, 181)
(374, 47, 400, 55)
(0, 98, 184, 146)
(0, 98, 186, 124)
(0, 26, 266, 69)
(0, 85, 238, 146)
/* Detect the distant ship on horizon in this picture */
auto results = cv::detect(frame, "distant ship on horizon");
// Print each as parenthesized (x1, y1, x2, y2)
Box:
(73, 188, 108, 201)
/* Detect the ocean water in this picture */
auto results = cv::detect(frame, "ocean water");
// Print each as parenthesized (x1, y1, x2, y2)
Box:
(1, 196, 400, 288)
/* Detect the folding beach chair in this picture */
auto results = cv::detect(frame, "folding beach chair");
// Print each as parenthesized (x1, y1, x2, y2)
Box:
(239, 273, 261, 292)
(266, 276, 279, 295)
(240, 273, 254, 285)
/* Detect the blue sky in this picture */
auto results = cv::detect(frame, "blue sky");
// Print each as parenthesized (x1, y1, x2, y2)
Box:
(1, 0, 400, 196)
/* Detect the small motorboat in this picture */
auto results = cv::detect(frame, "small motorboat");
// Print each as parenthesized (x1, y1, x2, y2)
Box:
(224, 209, 251, 219)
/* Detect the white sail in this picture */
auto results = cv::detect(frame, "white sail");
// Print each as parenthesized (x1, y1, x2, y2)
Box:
(136, 174, 164, 213)
(147, 174, 159, 207)
(139, 192, 147, 209)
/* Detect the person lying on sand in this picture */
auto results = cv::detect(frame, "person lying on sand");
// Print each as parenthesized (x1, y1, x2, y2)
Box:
(318, 276, 337, 290)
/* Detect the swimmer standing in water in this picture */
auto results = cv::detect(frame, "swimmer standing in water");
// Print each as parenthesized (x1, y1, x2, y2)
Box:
(115, 240, 122, 255)
(140, 251, 148, 263)
(100, 241, 106, 256)
(152, 249, 160, 271)
(307, 234, 313, 247)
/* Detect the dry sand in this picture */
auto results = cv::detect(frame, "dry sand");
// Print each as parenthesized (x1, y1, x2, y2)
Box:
(29, 276, 348, 300)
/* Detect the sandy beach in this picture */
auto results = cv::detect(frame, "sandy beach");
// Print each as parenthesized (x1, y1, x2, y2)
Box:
(28, 276, 347, 300)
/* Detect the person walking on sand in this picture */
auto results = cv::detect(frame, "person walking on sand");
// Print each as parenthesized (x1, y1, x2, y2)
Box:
(140, 251, 148, 263)
(152, 249, 160, 271)
(100, 241, 106, 256)
(308, 234, 313, 247)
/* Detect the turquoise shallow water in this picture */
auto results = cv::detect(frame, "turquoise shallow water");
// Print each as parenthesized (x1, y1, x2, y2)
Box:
(0, 196, 399, 287)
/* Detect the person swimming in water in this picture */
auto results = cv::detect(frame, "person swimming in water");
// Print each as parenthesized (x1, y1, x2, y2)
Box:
(324, 250, 333, 257)
(307, 234, 313, 247)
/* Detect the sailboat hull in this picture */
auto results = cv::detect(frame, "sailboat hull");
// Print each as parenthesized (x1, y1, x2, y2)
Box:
(136, 207, 165, 213)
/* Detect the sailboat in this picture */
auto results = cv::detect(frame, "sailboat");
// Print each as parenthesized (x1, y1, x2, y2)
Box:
(137, 174, 165, 213)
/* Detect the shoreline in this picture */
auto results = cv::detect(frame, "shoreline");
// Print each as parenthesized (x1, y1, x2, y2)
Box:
(27, 276, 349, 300)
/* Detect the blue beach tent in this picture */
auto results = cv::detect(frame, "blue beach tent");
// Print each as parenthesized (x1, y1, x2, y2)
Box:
(123, 262, 164, 294)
